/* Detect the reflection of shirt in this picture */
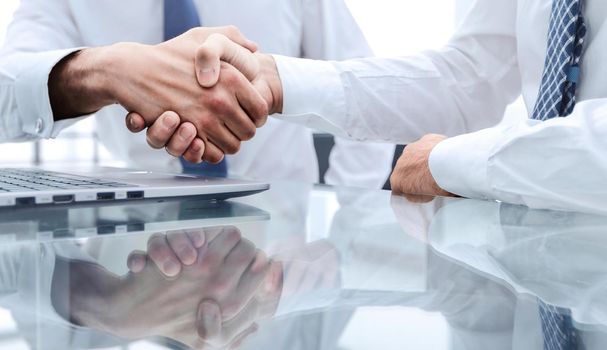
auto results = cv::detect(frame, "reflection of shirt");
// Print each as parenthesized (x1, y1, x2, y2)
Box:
(0, 242, 119, 349)
(0, 0, 394, 188)
(271, 191, 520, 350)
(428, 199, 607, 349)
(274, 0, 607, 213)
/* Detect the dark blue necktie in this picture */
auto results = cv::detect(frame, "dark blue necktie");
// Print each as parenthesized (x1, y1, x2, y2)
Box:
(164, 0, 228, 177)
(539, 300, 579, 350)
(532, 0, 587, 121)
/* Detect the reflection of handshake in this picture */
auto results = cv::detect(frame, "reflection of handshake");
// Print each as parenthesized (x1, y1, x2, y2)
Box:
(54, 226, 283, 350)
(125, 227, 284, 349)
(50, 26, 284, 164)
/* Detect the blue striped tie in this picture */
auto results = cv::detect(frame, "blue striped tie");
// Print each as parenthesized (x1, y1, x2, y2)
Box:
(539, 300, 579, 350)
(164, 0, 229, 177)
(532, 0, 587, 121)
(534, 5, 585, 347)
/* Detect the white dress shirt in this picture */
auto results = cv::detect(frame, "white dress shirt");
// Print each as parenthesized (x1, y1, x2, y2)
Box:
(274, 0, 607, 213)
(0, 0, 395, 188)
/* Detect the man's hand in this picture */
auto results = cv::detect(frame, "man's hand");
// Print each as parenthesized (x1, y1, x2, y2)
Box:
(126, 41, 284, 161)
(390, 134, 454, 202)
(49, 26, 269, 164)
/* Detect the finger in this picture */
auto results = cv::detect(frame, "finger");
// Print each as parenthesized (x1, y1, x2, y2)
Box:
(223, 105, 257, 141)
(216, 25, 258, 53)
(196, 300, 222, 342)
(206, 123, 241, 156)
(147, 232, 182, 277)
(233, 254, 270, 310)
(222, 64, 268, 128)
(196, 33, 260, 87)
(125, 112, 147, 133)
(182, 138, 206, 164)
(221, 300, 261, 343)
(202, 226, 225, 244)
(146, 111, 180, 149)
(250, 250, 269, 274)
(126, 250, 147, 273)
(166, 122, 197, 158)
(187, 229, 206, 248)
(167, 230, 199, 266)
(199, 226, 242, 271)
(228, 323, 258, 349)
(218, 239, 258, 289)
(202, 140, 226, 165)
(220, 247, 266, 320)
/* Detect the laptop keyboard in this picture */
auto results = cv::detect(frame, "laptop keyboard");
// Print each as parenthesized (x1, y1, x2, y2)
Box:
(0, 169, 132, 193)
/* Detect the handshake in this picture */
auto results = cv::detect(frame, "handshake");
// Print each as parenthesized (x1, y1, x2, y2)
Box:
(50, 26, 284, 164)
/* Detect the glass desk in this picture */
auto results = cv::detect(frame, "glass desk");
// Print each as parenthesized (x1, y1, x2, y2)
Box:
(0, 181, 605, 349)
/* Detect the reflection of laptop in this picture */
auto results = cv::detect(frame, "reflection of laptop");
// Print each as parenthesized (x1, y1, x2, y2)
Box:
(0, 198, 270, 241)
(0, 168, 269, 207)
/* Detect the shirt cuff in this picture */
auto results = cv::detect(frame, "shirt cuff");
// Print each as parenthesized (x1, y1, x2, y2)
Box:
(428, 128, 503, 200)
(272, 55, 348, 135)
(15, 48, 83, 139)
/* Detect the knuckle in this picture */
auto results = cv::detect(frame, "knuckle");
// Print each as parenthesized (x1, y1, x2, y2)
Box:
(146, 133, 162, 149)
(224, 227, 242, 241)
(206, 151, 224, 164)
(242, 127, 256, 141)
(256, 103, 270, 120)
(195, 45, 211, 60)
(199, 253, 221, 274)
(148, 242, 168, 262)
(211, 279, 232, 296)
(198, 116, 216, 130)
(208, 32, 226, 44)
(165, 146, 181, 158)
(225, 25, 239, 35)
(225, 141, 241, 155)
(208, 96, 227, 112)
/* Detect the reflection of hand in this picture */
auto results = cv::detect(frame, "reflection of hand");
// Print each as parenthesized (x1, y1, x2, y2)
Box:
(125, 38, 284, 162)
(49, 26, 269, 164)
(64, 227, 269, 349)
(390, 134, 454, 202)
(274, 240, 341, 297)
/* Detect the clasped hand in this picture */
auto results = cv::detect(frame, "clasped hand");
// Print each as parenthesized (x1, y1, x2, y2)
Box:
(120, 26, 281, 164)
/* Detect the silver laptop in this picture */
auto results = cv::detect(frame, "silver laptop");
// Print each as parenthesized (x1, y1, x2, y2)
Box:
(0, 168, 269, 207)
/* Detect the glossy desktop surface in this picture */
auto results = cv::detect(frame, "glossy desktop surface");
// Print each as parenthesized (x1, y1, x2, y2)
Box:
(0, 181, 605, 349)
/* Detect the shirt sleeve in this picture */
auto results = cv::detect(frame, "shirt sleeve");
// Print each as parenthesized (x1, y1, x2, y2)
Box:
(429, 98, 607, 214)
(298, 0, 395, 188)
(273, 0, 521, 144)
(0, 0, 85, 142)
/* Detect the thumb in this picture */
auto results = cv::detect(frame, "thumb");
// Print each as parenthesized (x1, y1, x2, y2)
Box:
(125, 112, 147, 133)
(195, 33, 260, 87)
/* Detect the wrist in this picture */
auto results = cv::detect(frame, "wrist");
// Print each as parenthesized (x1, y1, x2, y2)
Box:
(257, 54, 283, 115)
(49, 45, 125, 120)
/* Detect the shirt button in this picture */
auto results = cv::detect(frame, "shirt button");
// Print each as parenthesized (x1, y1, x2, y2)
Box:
(35, 118, 44, 134)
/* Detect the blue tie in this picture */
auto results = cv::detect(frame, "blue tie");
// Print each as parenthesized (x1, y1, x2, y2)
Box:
(539, 300, 579, 350)
(164, 0, 229, 177)
(532, 0, 587, 121)
(534, 3, 585, 344)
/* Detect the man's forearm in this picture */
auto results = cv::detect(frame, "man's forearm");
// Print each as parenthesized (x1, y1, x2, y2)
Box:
(49, 46, 118, 121)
